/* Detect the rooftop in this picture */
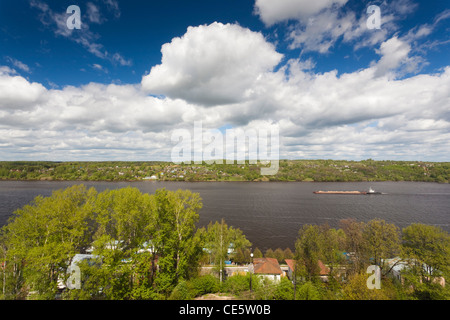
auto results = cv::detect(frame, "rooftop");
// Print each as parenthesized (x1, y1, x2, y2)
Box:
(253, 258, 282, 275)
(284, 259, 330, 276)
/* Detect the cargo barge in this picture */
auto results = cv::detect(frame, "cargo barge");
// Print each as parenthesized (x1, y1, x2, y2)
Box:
(313, 188, 382, 195)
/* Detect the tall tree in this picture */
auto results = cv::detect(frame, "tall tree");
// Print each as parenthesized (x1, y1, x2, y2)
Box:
(253, 248, 263, 259)
(264, 248, 275, 259)
(295, 225, 322, 281)
(363, 219, 401, 269)
(1, 185, 97, 299)
(153, 189, 203, 295)
(342, 272, 397, 300)
(339, 219, 367, 274)
(273, 248, 285, 264)
(283, 248, 294, 261)
(319, 224, 346, 275)
(201, 219, 251, 281)
(87, 187, 158, 299)
(0, 185, 207, 300)
(401, 223, 450, 300)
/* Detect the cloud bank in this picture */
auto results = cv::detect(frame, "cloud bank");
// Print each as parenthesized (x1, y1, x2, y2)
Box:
(1, 17, 449, 161)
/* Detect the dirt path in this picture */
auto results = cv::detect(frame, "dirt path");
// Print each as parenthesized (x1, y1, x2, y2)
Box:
(194, 293, 236, 300)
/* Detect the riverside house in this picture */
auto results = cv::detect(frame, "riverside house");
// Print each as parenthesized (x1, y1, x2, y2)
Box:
(252, 258, 284, 283)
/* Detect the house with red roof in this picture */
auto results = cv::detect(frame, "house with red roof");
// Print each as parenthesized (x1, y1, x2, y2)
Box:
(252, 257, 284, 282)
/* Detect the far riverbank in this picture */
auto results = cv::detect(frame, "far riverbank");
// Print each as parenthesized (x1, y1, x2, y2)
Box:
(1, 160, 449, 184)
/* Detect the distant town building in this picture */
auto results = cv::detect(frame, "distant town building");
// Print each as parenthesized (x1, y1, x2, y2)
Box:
(285, 259, 331, 282)
(318, 260, 330, 282)
(285, 259, 296, 280)
(143, 175, 158, 180)
(383, 257, 446, 287)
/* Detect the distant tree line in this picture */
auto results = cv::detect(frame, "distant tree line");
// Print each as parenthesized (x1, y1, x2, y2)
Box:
(0, 185, 449, 300)
(0, 160, 448, 183)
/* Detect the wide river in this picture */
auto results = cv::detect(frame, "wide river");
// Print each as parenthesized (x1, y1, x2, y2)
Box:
(0, 181, 449, 251)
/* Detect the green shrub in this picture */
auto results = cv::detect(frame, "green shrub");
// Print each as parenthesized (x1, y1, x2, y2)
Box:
(190, 275, 220, 297)
(169, 279, 192, 300)
(223, 275, 250, 295)
(274, 277, 294, 300)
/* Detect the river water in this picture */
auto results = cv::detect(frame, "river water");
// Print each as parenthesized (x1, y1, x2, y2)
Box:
(0, 181, 449, 251)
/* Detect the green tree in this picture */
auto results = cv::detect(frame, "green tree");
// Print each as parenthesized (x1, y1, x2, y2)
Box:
(1, 185, 97, 299)
(342, 272, 397, 300)
(234, 248, 251, 265)
(0, 185, 207, 300)
(264, 248, 275, 259)
(189, 274, 220, 298)
(253, 277, 277, 300)
(273, 277, 294, 300)
(152, 189, 203, 296)
(339, 219, 368, 274)
(93, 187, 157, 252)
(296, 281, 321, 300)
(363, 219, 401, 269)
(273, 248, 285, 264)
(283, 248, 294, 262)
(253, 248, 263, 259)
(401, 224, 450, 300)
(222, 274, 252, 296)
(201, 219, 251, 281)
(80, 187, 158, 300)
(319, 225, 346, 276)
(169, 279, 192, 300)
(295, 225, 322, 281)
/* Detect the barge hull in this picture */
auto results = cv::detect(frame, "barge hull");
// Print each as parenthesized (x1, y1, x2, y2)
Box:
(313, 191, 367, 195)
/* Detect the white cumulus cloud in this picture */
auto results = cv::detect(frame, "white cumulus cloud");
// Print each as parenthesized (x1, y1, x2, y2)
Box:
(141, 22, 283, 106)
(1, 22, 449, 162)
(254, 0, 348, 26)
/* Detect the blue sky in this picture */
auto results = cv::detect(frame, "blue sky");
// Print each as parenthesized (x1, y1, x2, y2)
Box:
(2, 0, 262, 87)
(2, 0, 449, 87)
(0, 0, 449, 162)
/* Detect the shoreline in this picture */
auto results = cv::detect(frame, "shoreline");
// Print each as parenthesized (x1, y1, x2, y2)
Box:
(0, 178, 448, 184)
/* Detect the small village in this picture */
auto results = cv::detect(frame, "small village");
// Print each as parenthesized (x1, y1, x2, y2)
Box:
(1, 160, 448, 183)
(58, 240, 447, 300)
